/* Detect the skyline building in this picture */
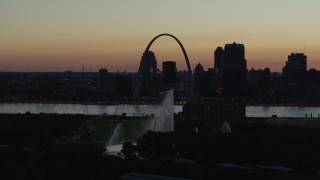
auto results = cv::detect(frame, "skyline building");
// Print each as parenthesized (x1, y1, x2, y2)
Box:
(139, 51, 157, 78)
(162, 61, 176, 90)
(221, 42, 247, 94)
(282, 53, 307, 83)
(247, 68, 270, 92)
(136, 51, 161, 96)
(194, 63, 204, 74)
(214, 47, 224, 72)
(138, 51, 157, 87)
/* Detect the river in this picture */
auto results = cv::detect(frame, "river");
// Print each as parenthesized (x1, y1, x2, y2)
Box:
(0, 103, 320, 118)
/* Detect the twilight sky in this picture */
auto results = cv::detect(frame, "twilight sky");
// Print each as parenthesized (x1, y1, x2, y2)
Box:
(1, 0, 320, 72)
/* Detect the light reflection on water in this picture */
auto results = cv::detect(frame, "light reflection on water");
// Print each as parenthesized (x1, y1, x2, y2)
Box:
(0, 103, 320, 117)
(246, 106, 320, 117)
(0, 103, 182, 115)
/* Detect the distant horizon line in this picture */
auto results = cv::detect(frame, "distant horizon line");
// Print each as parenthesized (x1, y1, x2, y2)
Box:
(0, 69, 284, 74)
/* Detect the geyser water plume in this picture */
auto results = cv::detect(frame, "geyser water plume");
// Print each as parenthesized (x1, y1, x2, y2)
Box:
(154, 89, 174, 132)
(107, 124, 122, 146)
(219, 121, 232, 133)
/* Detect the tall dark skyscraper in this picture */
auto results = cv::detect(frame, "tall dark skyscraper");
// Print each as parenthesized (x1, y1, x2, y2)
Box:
(214, 47, 224, 72)
(162, 61, 176, 89)
(282, 53, 307, 83)
(138, 51, 157, 88)
(221, 42, 247, 93)
(135, 51, 161, 96)
(139, 51, 157, 78)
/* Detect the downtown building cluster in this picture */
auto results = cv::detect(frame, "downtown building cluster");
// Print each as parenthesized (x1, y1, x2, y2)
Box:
(0, 43, 320, 105)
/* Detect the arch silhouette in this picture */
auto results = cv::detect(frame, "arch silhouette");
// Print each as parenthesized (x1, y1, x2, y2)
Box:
(134, 33, 195, 99)
(144, 33, 194, 82)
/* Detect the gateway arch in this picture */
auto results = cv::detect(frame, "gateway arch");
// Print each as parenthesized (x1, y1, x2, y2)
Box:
(134, 33, 195, 100)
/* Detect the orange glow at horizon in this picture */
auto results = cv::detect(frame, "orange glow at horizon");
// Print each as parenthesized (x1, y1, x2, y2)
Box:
(1, 42, 320, 72)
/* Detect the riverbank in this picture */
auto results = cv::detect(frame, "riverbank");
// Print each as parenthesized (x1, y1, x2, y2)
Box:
(247, 117, 320, 128)
(247, 103, 320, 107)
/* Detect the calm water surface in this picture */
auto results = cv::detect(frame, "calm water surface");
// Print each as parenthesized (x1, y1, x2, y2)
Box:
(0, 103, 182, 115)
(1, 103, 320, 117)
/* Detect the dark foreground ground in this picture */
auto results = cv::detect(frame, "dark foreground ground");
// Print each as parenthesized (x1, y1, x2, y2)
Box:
(0, 113, 320, 179)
